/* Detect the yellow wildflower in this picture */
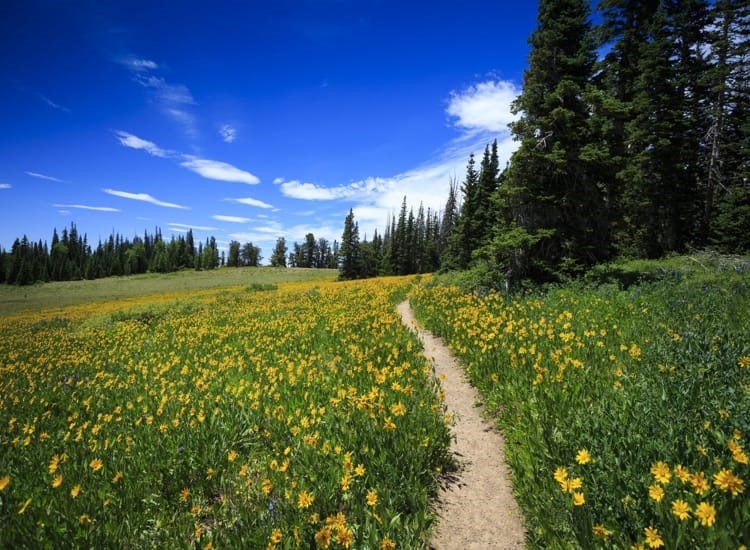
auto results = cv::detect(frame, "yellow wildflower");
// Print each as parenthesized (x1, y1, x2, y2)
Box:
(89, 458, 103, 472)
(650, 461, 671, 484)
(695, 501, 716, 527)
(48, 455, 61, 475)
(112, 471, 123, 484)
(380, 537, 396, 550)
(671, 499, 690, 520)
(690, 472, 710, 495)
(644, 526, 664, 548)
(297, 490, 314, 510)
(572, 491, 585, 506)
(51, 474, 63, 488)
(554, 467, 568, 485)
(227, 450, 238, 462)
(79, 514, 92, 525)
(592, 524, 612, 540)
(713, 469, 745, 496)
(71, 485, 81, 498)
(366, 489, 378, 507)
(179, 487, 191, 503)
(315, 527, 331, 548)
(0, 475, 10, 491)
(576, 449, 591, 465)
(270, 529, 282, 544)
(648, 484, 664, 502)
(354, 464, 366, 477)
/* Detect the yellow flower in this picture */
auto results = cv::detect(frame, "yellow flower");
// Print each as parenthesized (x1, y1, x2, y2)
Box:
(713, 469, 745, 496)
(179, 487, 191, 503)
(644, 526, 664, 548)
(270, 529, 282, 544)
(112, 471, 123, 484)
(738, 355, 750, 368)
(297, 490, 314, 510)
(354, 464, 366, 477)
(690, 472, 710, 495)
(315, 527, 331, 548)
(592, 524, 612, 540)
(48, 455, 61, 475)
(695, 501, 716, 526)
(390, 402, 406, 416)
(380, 537, 396, 550)
(674, 464, 691, 483)
(18, 498, 32, 514)
(227, 450, 238, 462)
(572, 491, 585, 506)
(0, 475, 10, 491)
(576, 449, 591, 465)
(335, 526, 353, 548)
(565, 477, 583, 493)
(366, 489, 379, 507)
(650, 461, 671, 484)
(71, 485, 81, 498)
(79, 514, 92, 525)
(648, 484, 664, 502)
(553, 467, 568, 485)
(261, 478, 273, 495)
(89, 458, 103, 472)
(51, 474, 63, 488)
(671, 499, 690, 520)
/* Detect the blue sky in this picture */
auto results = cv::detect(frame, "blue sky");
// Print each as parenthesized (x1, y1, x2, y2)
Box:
(0, 1, 538, 261)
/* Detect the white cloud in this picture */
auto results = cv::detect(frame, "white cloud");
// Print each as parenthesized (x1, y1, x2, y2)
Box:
(26, 171, 63, 182)
(446, 80, 520, 134)
(38, 94, 70, 113)
(181, 157, 260, 184)
(273, 177, 284, 184)
(135, 75, 194, 105)
(115, 131, 171, 158)
(0, 183, 10, 189)
(213, 214, 251, 223)
(227, 197, 274, 209)
(277, 177, 390, 201)
(219, 124, 237, 143)
(102, 188, 189, 209)
(122, 57, 158, 71)
(52, 204, 120, 212)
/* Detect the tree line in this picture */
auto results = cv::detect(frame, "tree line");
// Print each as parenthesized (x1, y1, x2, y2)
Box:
(340, 0, 749, 284)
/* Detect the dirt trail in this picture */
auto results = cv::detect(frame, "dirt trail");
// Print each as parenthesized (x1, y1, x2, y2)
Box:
(398, 300, 526, 550)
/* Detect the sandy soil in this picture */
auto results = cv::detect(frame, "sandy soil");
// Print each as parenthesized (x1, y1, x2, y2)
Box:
(398, 300, 527, 550)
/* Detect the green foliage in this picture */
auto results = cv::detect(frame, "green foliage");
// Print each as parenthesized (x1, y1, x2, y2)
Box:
(411, 255, 750, 548)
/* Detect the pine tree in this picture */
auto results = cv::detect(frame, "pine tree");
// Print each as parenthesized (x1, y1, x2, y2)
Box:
(500, 0, 603, 280)
(339, 209, 361, 280)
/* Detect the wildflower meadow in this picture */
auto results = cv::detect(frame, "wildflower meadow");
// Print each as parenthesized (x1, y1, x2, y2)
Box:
(0, 276, 452, 548)
(410, 257, 749, 548)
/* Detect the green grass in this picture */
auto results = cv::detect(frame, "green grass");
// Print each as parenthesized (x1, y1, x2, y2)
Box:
(0, 267, 337, 316)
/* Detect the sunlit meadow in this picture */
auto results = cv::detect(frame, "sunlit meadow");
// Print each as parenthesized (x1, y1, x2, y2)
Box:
(410, 258, 749, 549)
(0, 275, 452, 548)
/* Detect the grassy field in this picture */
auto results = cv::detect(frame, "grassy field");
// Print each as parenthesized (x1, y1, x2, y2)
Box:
(411, 253, 750, 548)
(0, 273, 452, 548)
(0, 267, 337, 317)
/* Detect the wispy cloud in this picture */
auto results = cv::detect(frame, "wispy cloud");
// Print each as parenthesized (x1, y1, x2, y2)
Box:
(114, 130, 171, 158)
(181, 156, 260, 184)
(53, 204, 120, 212)
(120, 55, 198, 138)
(226, 197, 274, 209)
(103, 188, 189, 209)
(276, 177, 390, 201)
(219, 124, 237, 143)
(213, 214, 251, 223)
(38, 94, 70, 113)
(114, 131, 260, 185)
(0, 183, 11, 189)
(26, 171, 64, 182)
(121, 57, 158, 72)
